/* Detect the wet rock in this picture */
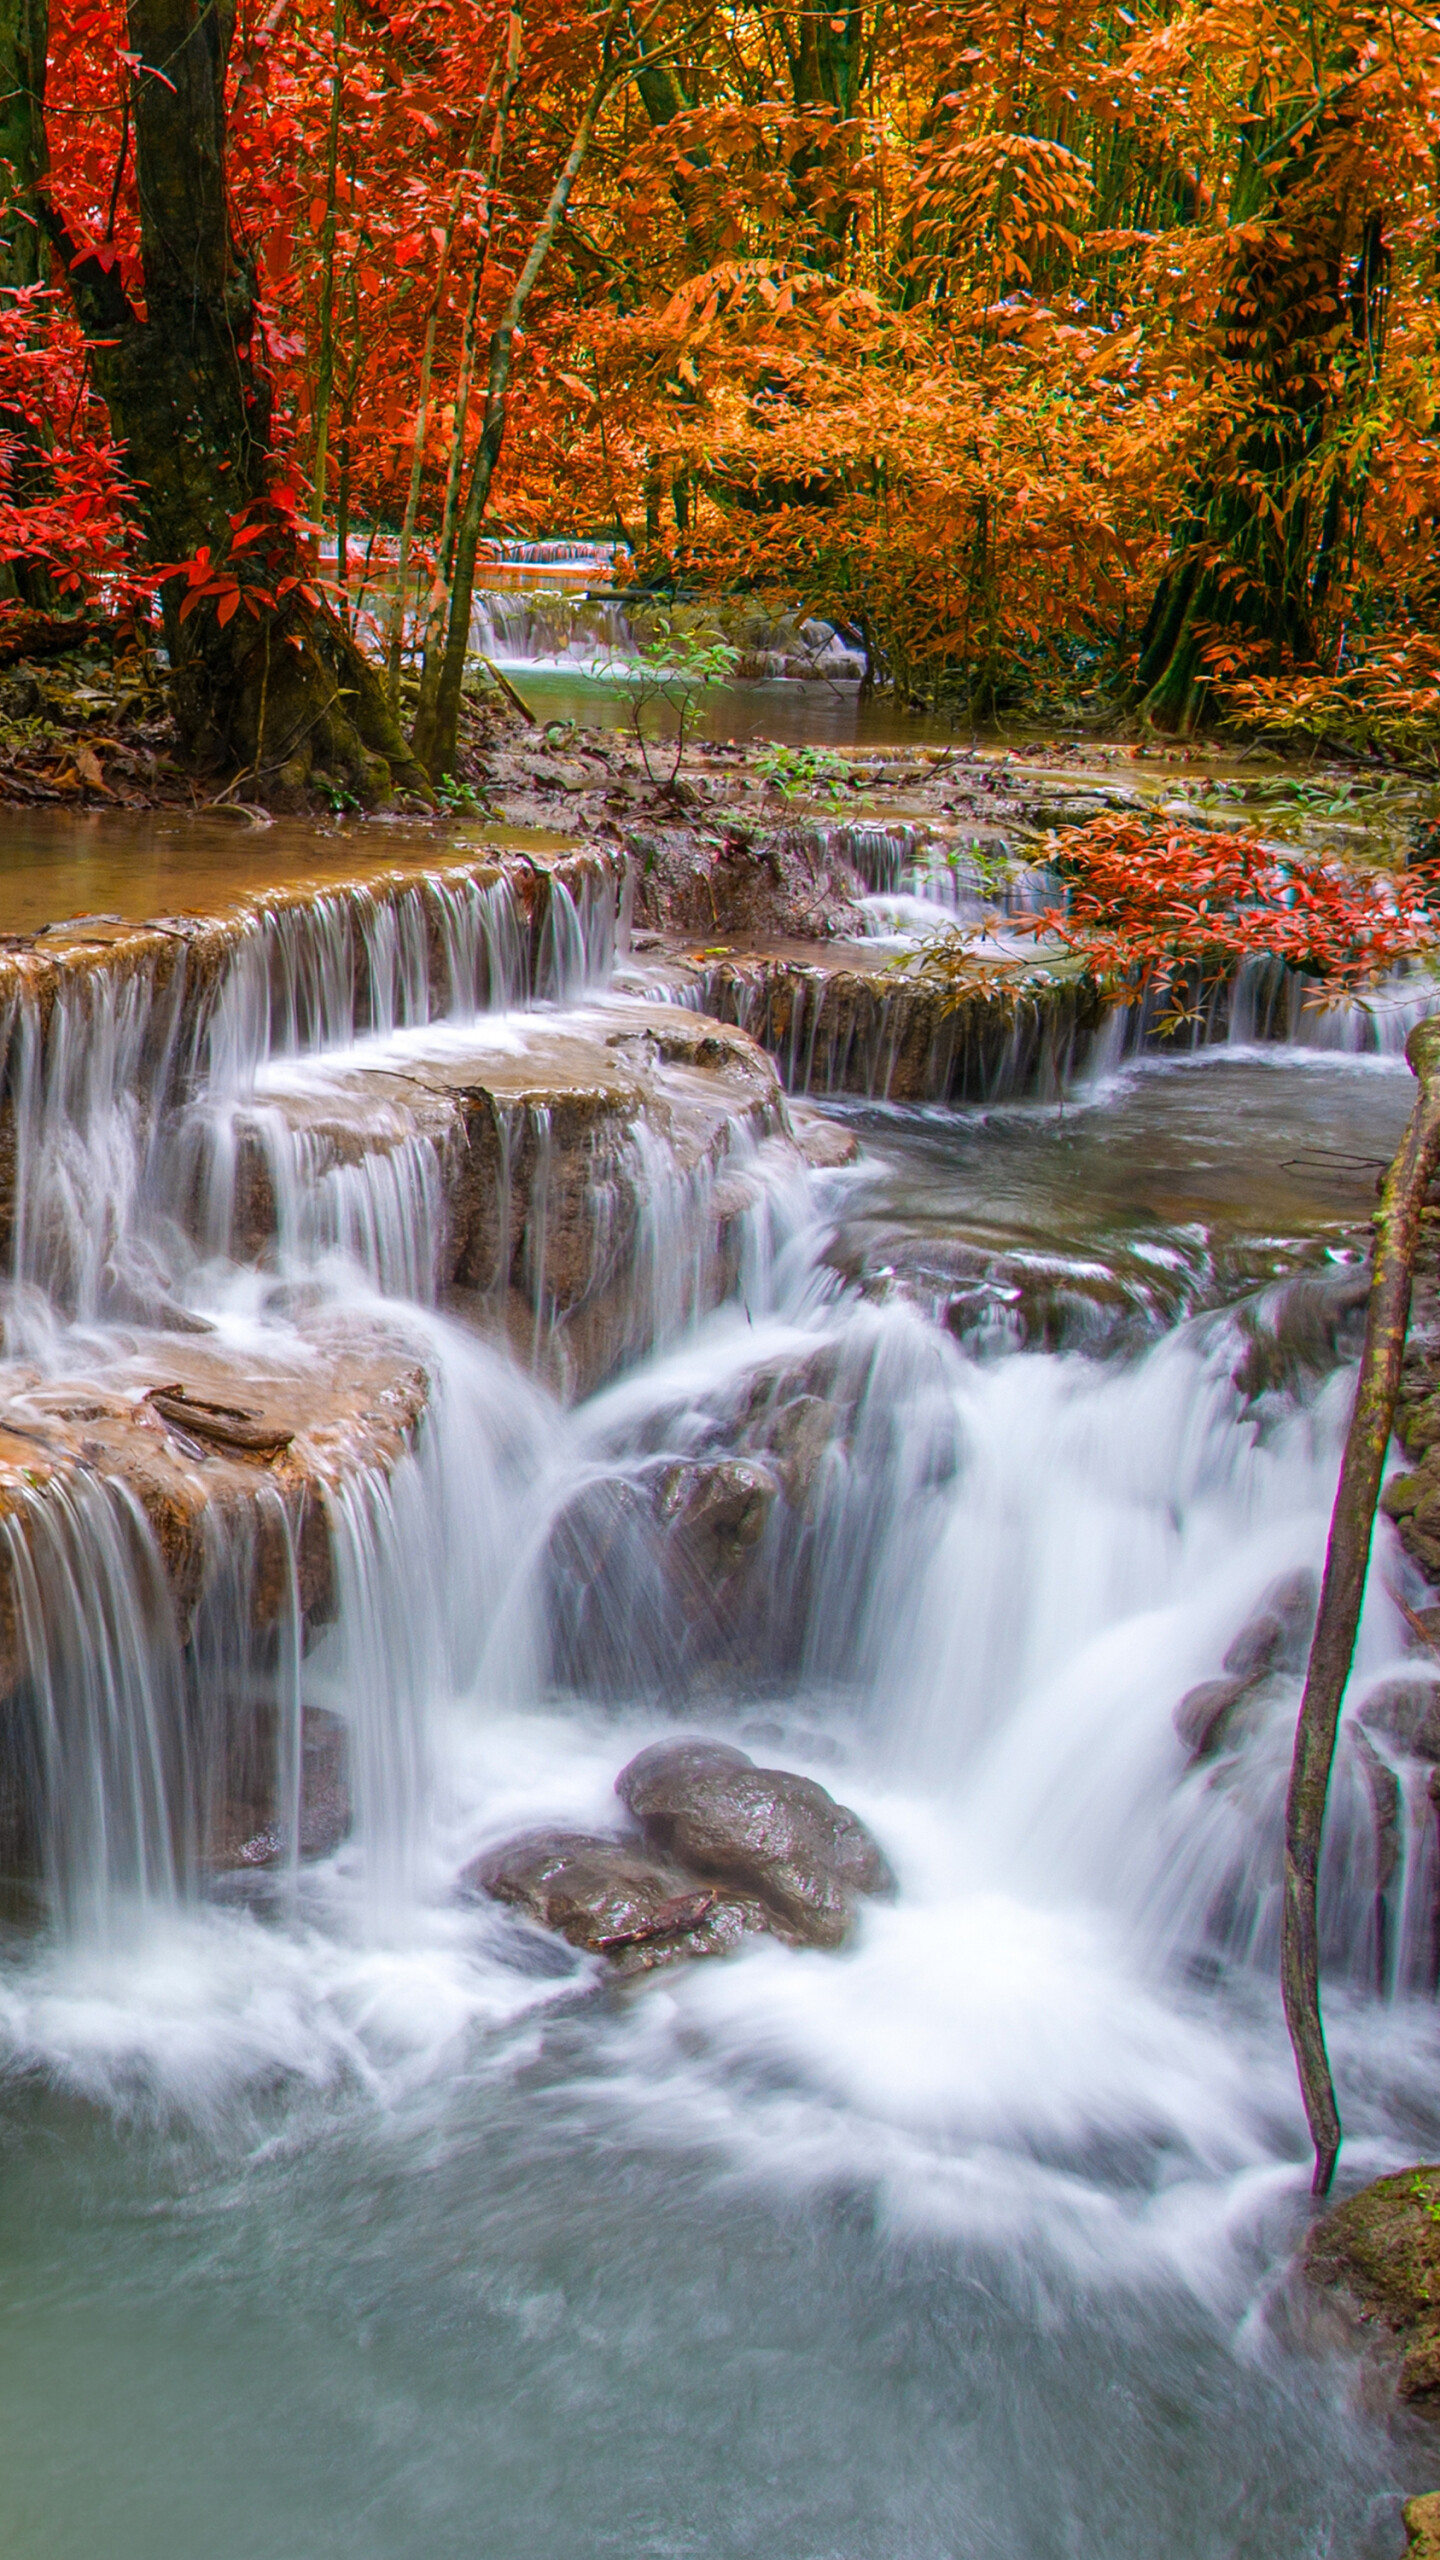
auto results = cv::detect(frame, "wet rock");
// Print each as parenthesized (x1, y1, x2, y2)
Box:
(1407, 1605, 1440, 1658)
(742, 1392, 837, 1515)
(1304, 2166, 1440, 2413)
(1222, 1568, 1319, 1680)
(210, 1705, 352, 1869)
(1172, 1571, 1318, 1765)
(657, 1457, 780, 1577)
(0, 1320, 428, 1697)
(1173, 1676, 1254, 1760)
(616, 1737, 894, 1949)
(787, 1106, 860, 1169)
(238, 1000, 791, 1399)
(1231, 1267, 1371, 1401)
(461, 1825, 771, 1971)
(1360, 1678, 1440, 1762)
(1352, 1723, 1402, 1896)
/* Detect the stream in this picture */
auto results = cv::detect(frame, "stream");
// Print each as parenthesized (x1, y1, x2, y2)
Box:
(0, 811, 1436, 2557)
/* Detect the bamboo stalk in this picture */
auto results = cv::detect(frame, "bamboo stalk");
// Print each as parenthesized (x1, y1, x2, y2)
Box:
(411, 5, 524, 751)
(384, 61, 502, 712)
(415, 0, 632, 779)
(309, 0, 345, 559)
(1282, 1013, 1440, 2196)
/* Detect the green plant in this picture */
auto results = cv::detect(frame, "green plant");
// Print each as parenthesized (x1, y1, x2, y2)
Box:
(626, 615, 738, 792)
(436, 774, 487, 814)
(755, 743, 850, 802)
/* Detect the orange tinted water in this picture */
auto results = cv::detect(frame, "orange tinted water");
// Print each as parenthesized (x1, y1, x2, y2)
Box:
(0, 809, 573, 936)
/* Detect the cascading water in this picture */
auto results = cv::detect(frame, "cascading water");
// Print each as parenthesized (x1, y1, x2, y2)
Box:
(0, 834, 1438, 2552)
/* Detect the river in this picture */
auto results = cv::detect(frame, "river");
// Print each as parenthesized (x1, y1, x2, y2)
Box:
(0, 806, 1433, 2557)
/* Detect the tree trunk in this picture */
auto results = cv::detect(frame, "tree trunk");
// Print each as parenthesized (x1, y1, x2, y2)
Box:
(42, 0, 423, 798)
(412, 9, 626, 780)
(0, 0, 62, 608)
(1282, 1016, 1440, 2196)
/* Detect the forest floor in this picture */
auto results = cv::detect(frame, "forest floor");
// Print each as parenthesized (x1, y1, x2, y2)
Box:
(0, 626, 1420, 945)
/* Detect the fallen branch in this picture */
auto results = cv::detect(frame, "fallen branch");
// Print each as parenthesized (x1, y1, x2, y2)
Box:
(1283, 1014, 1440, 2195)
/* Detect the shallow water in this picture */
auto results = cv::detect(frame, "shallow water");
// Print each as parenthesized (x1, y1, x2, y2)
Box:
(821, 1048, 1415, 1337)
(0, 808, 565, 935)
(0, 821, 1437, 2555)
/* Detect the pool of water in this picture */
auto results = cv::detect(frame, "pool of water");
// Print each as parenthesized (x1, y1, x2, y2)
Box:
(0, 817, 1434, 2560)
(819, 1048, 1414, 1337)
(0, 809, 568, 936)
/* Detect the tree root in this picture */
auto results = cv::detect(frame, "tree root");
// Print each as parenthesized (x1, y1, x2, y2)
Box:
(1283, 1015, 1440, 2195)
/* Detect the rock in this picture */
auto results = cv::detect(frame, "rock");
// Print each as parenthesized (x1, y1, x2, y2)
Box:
(1172, 1571, 1318, 1764)
(1304, 2166, 1440, 2412)
(656, 1457, 780, 1577)
(460, 1825, 771, 1971)
(209, 1705, 351, 1869)
(1352, 1724, 1402, 1895)
(1222, 1567, 1318, 1680)
(1405, 2494, 1440, 2558)
(787, 1107, 860, 1169)
(0, 672, 41, 721)
(1360, 1677, 1440, 1762)
(1173, 1675, 1254, 1760)
(615, 1737, 894, 1949)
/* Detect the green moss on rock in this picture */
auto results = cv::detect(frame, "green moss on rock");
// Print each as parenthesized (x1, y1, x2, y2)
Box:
(1305, 2167, 1440, 2407)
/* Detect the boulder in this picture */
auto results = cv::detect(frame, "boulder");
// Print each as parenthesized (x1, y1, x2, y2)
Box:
(1359, 1677, 1440, 1762)
(615, 1736, 894, 1949)
(1303, 2165, 1440, 2412)
(656, 1457, 780, 1578)
(1173, 1570, 1319, 1764)
(1222, 1567, 1318, 1680)
(460, 1824, 771, 1972)
(209, 1705, 352, 1870)
(1173, 1676, 1254, 1760)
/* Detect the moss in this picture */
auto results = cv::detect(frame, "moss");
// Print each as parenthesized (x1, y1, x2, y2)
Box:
(1406, 2493, 1440, 2556)
(1305, 2168, 1440, 2406)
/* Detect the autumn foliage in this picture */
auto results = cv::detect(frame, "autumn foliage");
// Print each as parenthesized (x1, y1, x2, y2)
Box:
(18, 0, 1440, 747)
(1025, 815, 1439, 1002)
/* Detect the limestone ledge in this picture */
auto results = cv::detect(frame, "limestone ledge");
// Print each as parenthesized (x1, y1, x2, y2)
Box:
(0, 1320, 430, 1696)
(617, 935, 1102, 1102)
(0, 840, 620, 1060)
(234, 1000, 794, 1396)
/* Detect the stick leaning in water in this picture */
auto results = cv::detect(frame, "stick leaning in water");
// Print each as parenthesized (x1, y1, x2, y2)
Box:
(1283, 1014, 1440, 2195)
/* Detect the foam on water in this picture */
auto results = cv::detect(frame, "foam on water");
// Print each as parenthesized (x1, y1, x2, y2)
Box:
(0, 884, 1438, 2550)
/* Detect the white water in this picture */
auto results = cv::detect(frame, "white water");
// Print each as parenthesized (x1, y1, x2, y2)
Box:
(0, 876, 1435, 2547)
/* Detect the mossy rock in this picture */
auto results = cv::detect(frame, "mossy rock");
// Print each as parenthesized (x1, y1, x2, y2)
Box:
(1305, 2168, 1440, 2408)
(1407, 2494, 1440, 2558)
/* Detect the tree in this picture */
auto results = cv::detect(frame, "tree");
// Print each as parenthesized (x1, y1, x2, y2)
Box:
(34, 0, 423, 797)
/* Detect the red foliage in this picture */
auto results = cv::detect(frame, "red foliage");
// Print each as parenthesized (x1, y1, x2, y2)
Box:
(1022, 814, 1438, 1008)
(0, 286, 138, 610)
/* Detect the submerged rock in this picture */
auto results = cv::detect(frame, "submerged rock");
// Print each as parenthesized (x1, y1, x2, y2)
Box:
(461, 1825, 770, 1971)
(1303, 2166, 1440, 2412)
(1360, 1677, 1440, 1762)
(1173, 1569, 1319, 1764)
(1173, 1675, 1255, 1761)
(210, 1706, 352, 1869)
(1222, 1567, 1319, 1680)
(616, 1736, 894, 1949)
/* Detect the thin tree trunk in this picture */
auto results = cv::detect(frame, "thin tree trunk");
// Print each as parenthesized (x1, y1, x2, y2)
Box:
(309, 0, 345, 557)
(411, 7, 523, 749)
(414, 5, 629, 779)
(1282, 1014, 1440, 2196)
(384, 55, 503, 711)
